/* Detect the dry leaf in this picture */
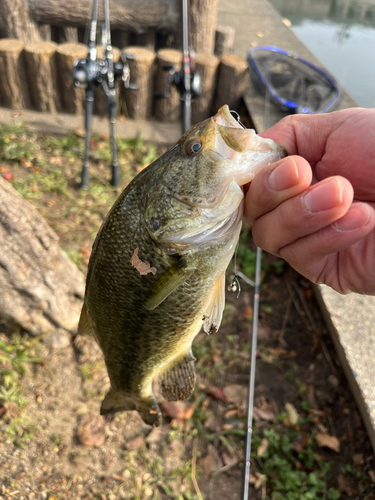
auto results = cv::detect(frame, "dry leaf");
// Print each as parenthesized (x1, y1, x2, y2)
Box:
(285, 402, 299, 425)
(257, 438, 269, 457)
(76, 413, 105, 447)
(161, 401, 194, 420)
(249, 472, 266, 489)
(352, 453, 364, 466)
(337, 473, 358, 496)
(223, 384, 247, 406)
(205, 385, 227, 401)
(316, 432, 340, 452)
(130, 248, 157, 276)
(198, 444, 223, 478)
(126, 435, 144, 450)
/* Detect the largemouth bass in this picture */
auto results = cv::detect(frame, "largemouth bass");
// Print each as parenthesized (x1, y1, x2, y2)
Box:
(78, 105, 285, 426)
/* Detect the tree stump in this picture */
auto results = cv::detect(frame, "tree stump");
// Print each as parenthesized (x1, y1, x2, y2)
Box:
(130, 31, 156, 51)
(215, 55, 249, 111)
(192, 53, 219, 123)
(0, 176, 85, 336)
(38, 24, 52, 41)
(214, 25, 235, 57)
(56, 42, 88, 114)
(111, 30, 130, 50)
(0, 39, 31, 109)
(154, 49, 181, 122)
(24, 41, 59, 112)
(94, 46, 121, 117)
(122, 46, 155, 119)
(0, 0, 41, 42)
(51, 25, 79, 44)
(190, 0, 219, 54)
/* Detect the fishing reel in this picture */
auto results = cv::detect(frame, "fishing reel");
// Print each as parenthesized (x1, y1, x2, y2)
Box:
(155, 63, 202, 100)
(72, 52, 139, 90)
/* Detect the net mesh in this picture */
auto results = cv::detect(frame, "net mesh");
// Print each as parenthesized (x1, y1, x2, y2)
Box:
(249, 49, 339, 113)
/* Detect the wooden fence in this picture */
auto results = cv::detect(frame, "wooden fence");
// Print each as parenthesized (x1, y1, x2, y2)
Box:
(0, 38, 248, 123)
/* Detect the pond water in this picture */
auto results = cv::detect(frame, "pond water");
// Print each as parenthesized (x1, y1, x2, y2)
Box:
(268, 0, 375, 108)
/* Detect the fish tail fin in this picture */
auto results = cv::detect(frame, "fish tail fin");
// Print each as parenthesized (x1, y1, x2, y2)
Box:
(100, 389, 161, 426)
(78, 302, 95, 337)
(159, 349, 196, 401)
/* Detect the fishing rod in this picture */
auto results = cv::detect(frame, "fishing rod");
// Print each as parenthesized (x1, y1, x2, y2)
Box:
(72, 0, 138, 189)
(155, 0, 202, 133)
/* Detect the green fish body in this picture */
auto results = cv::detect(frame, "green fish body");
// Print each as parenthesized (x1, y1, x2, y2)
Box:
(79, 106, 285, 425)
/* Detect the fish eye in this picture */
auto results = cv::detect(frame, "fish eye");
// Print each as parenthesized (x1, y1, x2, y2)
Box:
(186, 139, 202, 155)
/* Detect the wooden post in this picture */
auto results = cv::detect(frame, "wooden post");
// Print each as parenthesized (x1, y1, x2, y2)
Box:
(122, 47, 155, 119)
(94, 46, 121, 117)
(0, 39, 31, 109)
(190, 0, 219, 54)
(192, 53, 219, 123)
(111, 30, 130, 50)
(24, 41, 59, 112)
(55, 42, 87, 114)
(51, 25, 79, 44)
(130, 31, 156, 51)
(38, 24, 52, 41)
(154, 49, 181, 122)
(214, 25, 235, 57)
(215, 55, 249, 111)
(0, 0, 41, 42)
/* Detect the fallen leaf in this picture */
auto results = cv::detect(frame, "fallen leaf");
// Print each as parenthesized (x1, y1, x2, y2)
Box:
(161, 401, 194, 420)
(352, 453, 364, 466)
(316, 432, 340, 452)
(75, 128, 86, 137)
(257, 438, 269, 457)
(126, 435, 144, 450)
(285, 402, 299, 425)
(337, 473, 358, 496)
(205, 385, 227, 402)
(198, 444, 223, 478)
(76, 413, 105, 447)
(222, 450, 237, 467)
(223, 384, 247, 406)
(145, 426, 167, 444)
(249, 472, 266, 489)
(130, 248, 157, 276)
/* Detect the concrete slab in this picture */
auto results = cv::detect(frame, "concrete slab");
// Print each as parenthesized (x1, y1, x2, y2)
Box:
(315, 286, 375, 453)
(0, 107, 181, 146)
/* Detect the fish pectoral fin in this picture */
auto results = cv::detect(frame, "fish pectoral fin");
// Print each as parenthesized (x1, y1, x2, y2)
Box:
(78, 303, 95, 337)
(159, 350, 196, 401)
(100, 389, 161, 426)
(145, 259, 196, 311)
(202, 272, 226, 335)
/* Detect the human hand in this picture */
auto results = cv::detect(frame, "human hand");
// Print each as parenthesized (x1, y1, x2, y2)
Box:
(244, 108, 375, 295)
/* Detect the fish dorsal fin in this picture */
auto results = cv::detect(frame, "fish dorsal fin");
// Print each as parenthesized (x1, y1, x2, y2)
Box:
(202, 273, 226, 335)
(159, 350, 196, 401)
(145, 259, 195, 311)
(78, 303, 95, 337)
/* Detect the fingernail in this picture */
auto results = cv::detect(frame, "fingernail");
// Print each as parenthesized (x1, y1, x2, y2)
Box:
(333, 204, 370, 232)
(303, 178, 343, 213)
(268, 157, 299, 191)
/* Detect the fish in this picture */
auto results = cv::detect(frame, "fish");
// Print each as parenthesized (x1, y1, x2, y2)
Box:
(78, 105, 285, 426)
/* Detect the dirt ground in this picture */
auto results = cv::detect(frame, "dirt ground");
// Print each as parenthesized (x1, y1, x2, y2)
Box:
(0, 123, 374, 500)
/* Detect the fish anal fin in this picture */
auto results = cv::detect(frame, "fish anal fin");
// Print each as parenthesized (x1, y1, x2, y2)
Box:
(78, 303, 95, 337)
(159, 350, 196, 401)
(145, 260, 195, 311)
(203, 273, 226, 335)
(100, 389, 161, 426)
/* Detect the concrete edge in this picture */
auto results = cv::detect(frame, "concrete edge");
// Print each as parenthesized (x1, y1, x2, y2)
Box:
(314, 284, 375, 454)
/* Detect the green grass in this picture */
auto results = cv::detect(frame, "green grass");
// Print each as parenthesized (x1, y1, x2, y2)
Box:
(252, 427, 340, 500)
